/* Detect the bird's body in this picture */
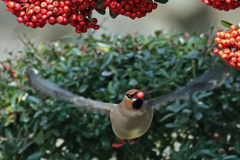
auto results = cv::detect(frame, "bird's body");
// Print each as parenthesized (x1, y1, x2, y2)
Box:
(110, 96, 153, 139)
(26, 63, 236, 150)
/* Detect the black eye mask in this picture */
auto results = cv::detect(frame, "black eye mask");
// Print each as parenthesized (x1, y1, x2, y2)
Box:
(126, 91, 138, 99)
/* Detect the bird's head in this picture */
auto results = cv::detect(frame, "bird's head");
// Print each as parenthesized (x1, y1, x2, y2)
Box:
(124, 89, 145, 110)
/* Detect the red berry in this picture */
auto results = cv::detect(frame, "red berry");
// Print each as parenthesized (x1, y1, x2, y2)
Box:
(153, 3, 157, 9)
(77, 14, 85, 21)
(231, 24, 237, 31)
(14, 3, 21, 10)
(53, 1, 59, 7)
(17, 17, 24, 23)
(20, 11, 26, 17)
(31, 15, 38, 22)
(41, 2, 47, 8)
(60, 1, 65, 7)
(49, 16, 55, 23)
(47, 4, 54, 11)
(41, 9, 48, 15)
(47, 11, 53, 17)
(213, 48, 219, 54)
(34, 6, 41, 13)
(65, 0, 73, 6)
(125, 4, 131, 10)
(110, 1, 116, 8)
(45, 0, 53, 4)
(137, 91, 144, 98)
(93, 25, 100, 30)
(83, 2, 89, 8)
(56, 16, 64, 23)
(35, 1, 41, 6)
(7, 1, 15, 8)
(92, 18, 98, 24)
(63, 6, 71, 13)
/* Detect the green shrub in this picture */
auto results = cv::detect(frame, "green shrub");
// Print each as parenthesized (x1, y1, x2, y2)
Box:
(0, 30, 240, 160)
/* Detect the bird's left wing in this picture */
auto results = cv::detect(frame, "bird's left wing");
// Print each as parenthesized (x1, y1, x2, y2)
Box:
(27, 70, 117, 115)
(145, 63, 236, 109)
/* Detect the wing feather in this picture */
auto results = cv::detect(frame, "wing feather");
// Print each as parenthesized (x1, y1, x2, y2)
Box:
(146, 63, 236, 109)
(26, 70, 117, 115)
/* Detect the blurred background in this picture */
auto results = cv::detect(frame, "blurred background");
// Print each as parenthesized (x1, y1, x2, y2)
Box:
(0, 0, 240, 61)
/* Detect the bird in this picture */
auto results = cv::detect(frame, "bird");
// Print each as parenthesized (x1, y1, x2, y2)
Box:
(26, 63, 236, 151)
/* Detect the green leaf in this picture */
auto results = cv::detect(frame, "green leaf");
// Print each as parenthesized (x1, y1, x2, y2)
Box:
(223, 155, 238, 160)
(160, 69, 169, 78)
(165, 123, 180, 128)
(159, 113, 174, 122)
(96, 9, 106, 15)
(109, 9, 118, 19)
(221, 20, 232, 29)
(107, 81, 113, 94)
(96, 0, 104, 8)
(235, 142, 240, 154)
(155, 30, 162, 37)
(155, 0, 168, 4)
(18, 141, 35, 154)
(27, 152, 45, 160)
(194, 112, 203, 120)
(65, 153, 77, 160)
(196, 104, 209, 109)
(78, 84, 89, 93)
(20, 113, 30, 122)
(60, 34, 79, 40)
(129, 79, 138, 86)
(199, 149, 216, 157)
(33, 110, 43, 118)
(68, 48, 81, 55)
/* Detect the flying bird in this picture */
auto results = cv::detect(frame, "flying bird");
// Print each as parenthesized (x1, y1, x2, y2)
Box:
(26, 63, 235, 151)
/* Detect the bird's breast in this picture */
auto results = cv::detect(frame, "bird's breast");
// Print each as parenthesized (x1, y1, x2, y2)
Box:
(110, 106, 153, 139)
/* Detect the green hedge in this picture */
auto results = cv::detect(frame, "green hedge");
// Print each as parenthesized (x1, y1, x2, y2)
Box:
(0, 30, 240, 160)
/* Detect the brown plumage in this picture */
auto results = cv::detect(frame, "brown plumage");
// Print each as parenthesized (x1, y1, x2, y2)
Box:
(26, 63, 236, 149)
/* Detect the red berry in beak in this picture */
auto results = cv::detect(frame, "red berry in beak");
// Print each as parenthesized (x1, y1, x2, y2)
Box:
(137, 91, 144, 98)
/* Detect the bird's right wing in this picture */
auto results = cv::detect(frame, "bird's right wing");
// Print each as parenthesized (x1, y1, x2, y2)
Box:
(27, 70, 117, 115)
(146, 63, 236, 109)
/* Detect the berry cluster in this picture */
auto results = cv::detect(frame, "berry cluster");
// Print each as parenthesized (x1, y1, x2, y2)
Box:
(3, 0, 158, 33)
(3, 0, 104, 33)
(201, 0, 240, 11)
(103, 0, 157, 19)
(213, 25, 240, 69)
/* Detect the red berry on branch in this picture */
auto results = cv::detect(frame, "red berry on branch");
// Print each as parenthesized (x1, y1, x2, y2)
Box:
(17, 17, 24, 23)
(60, 1, 65, 7)
(92, 18, 98, 24)
(41, 2, 47, 8)
(153, 3, 157, 9)
(93, 25, 100, 30)
(14, 3, 21, 10)
(35, 1, 41, 6)
(47, 4, 54, 11)
(57, 16, 64, 23)
(7, 1, 15, 9)
(34, 6, 41, 13)
(65, 0, 73, 6)
(110, 1, 117, 8)
(31, 15, 38, 22)
(53, 1, 59, 7)
(46, 0, 53, 4)
(231, 24, 237, 30)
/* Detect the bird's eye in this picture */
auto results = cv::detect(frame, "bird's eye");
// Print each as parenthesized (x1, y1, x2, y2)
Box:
(126, 94, 132, 99)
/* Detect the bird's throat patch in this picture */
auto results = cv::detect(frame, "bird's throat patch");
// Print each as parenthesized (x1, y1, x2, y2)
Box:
(133, 99, 143, 109)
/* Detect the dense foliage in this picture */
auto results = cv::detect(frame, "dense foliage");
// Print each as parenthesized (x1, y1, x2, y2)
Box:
(1, 30, 240, 160)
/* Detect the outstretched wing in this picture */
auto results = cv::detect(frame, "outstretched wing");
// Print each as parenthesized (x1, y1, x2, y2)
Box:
(26, 70, 117, 115)
(146, 63, 236, 109)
